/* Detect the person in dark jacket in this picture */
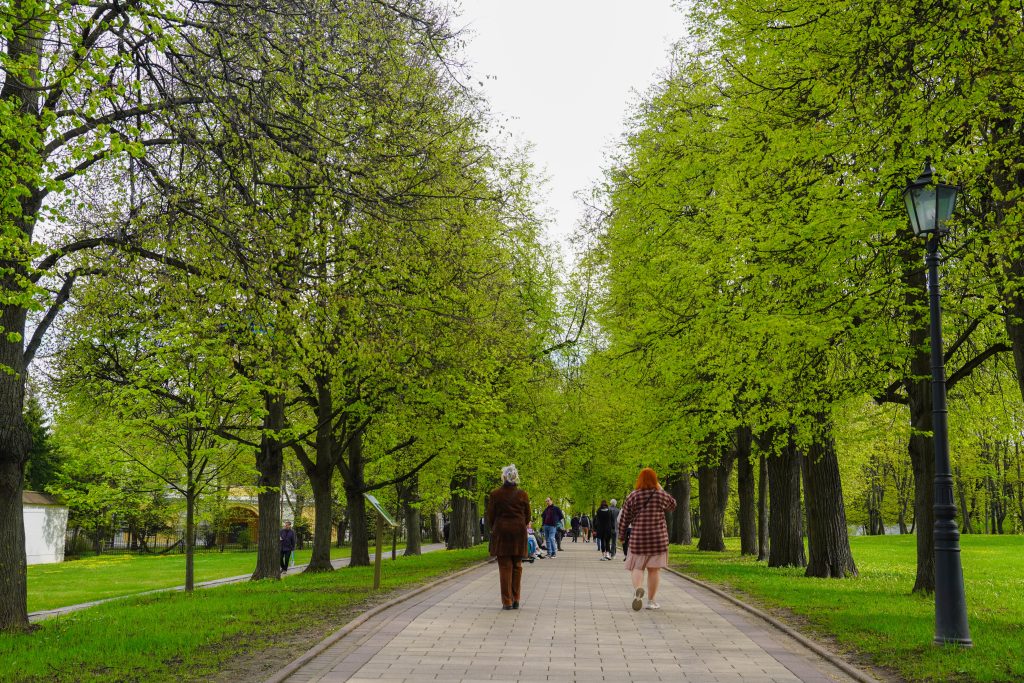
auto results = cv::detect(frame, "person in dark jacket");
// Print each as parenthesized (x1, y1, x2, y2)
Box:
(594, 500, 615, 560)
(541, 497, 564, 558)
(486, 464, 531, 610)
(279, 520, 297, 573)
(608, 499, 621, 558)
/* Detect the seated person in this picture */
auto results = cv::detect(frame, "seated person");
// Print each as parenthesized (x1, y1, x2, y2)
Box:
(526, 522, 545, 560)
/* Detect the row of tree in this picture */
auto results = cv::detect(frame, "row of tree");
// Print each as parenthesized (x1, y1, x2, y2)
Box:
(1, 0, 571, 633)
(562, 0, 1024, 596)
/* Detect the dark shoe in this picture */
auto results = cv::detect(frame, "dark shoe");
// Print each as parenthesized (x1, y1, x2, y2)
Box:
(503, 605, 513, 610)
(512, 601, 519, 609)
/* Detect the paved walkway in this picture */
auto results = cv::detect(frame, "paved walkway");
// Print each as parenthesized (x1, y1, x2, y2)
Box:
(277, 542, 868, 683)
(29, 543, 445, 623)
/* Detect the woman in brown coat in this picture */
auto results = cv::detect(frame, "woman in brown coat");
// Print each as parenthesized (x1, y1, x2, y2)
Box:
(486, 464, 531, 610)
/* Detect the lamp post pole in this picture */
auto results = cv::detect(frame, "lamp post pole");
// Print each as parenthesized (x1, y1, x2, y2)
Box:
(924, 232, 972, 647)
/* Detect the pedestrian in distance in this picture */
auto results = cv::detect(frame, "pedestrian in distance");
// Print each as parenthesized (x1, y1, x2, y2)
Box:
(618, 467, 676, 610)
(608, 499, 621, 558)
(570, 515, 581, 542)
(595, 500, 614, 560)
(486, 464, 531, 610)
(279, 520, 297, 574)
(541, 497, 564, 558)
(580, 512, 591, 542)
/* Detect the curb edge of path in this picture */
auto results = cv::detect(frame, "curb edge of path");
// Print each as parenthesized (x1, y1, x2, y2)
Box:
(264, 557, 493, 683)
(665, 567, 882, 683)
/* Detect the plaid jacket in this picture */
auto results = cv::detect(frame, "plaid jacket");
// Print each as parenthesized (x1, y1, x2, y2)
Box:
(617, 488, 676, 555)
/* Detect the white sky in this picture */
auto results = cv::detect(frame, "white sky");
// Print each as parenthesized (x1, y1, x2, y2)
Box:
(444, 1, 689, 257)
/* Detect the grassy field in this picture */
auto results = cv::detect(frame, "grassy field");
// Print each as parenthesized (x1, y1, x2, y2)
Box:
(669, 535, 1024, 683)
(29, 545, 408, 612)
(5, 546, 488, 682)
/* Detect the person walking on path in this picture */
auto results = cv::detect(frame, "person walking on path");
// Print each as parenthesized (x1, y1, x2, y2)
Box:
(580, 512, 591, 542)
(594, 500, 615, 560)
(486, 465, 531, 609)
(541, 497, 564, 558)
(618, 467, 676, 610)
(570, 515, 581, 542)
(608, 499, 620, 558)
(279, 520, 297, 573)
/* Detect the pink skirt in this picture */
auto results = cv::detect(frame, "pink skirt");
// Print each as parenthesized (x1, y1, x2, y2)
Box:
(624, 551, 668, 571)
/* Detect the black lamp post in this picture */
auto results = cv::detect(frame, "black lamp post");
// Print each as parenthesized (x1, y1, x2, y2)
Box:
(902, 158, 972, 647)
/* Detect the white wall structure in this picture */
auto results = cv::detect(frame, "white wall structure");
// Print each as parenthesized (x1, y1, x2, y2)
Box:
(23, 491, 68, 565)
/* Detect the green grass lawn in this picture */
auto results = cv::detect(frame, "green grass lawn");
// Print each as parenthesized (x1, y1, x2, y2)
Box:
(669, 535, 1024, 683)
(6, 546, 488, 682)
(29, 545, 405, 612)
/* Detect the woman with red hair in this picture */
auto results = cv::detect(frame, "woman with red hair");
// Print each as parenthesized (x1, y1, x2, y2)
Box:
(617, 467, 676, 610)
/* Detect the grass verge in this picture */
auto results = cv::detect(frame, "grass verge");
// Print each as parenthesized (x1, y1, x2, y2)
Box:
(669, 535, 1024, 682)
(6, 546, 487, 682)
(28, 545, 412, 612)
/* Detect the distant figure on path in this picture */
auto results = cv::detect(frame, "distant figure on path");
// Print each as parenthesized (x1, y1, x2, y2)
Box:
(487, 465, 531, 609)
(580, 512, 591, 542)
(608, 499, 620, 558)
(570, 514, 581, 542)
(594, 500, 614, 560)
(618, 468, 676, 610)
(280, 520, 296, 573)
(541, 497, 564, 558)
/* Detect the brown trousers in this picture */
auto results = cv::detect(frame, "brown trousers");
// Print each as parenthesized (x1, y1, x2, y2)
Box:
(496, 555, 523, 606)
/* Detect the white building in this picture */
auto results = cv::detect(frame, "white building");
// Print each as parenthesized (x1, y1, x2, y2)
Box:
(23, 491, 68, 565)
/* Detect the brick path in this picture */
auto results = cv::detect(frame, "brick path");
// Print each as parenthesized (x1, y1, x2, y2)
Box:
(278, 542, 868, 683)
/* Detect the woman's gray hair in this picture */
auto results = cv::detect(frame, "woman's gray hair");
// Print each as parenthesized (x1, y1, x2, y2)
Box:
(501, 464, 520, 484)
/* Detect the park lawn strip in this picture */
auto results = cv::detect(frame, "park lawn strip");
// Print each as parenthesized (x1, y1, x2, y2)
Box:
(27, 545, 404, 612)
(3, 547, 488, 682)
(668, 535, 1024, 683)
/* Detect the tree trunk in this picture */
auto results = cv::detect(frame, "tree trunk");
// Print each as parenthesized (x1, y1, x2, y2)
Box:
(0, 13, 45, 633)
(449, 467, 476, 549)
(757, 453, 769, 562)
(251, 392, 284, 580)
(299, 373, 338, 572)
(904, 246, 936, 594)
(679, 472, 692, 544)
(802, 418, 857, 578)
(666, 473, 691, 544)
(736, 426, 757, 555)
(306, 467, 335, 572)
(344, 429, 370, 567)
(768, 430, 805, 568)
(472, 500, 482, 545)
(0, 456, 29, 633)
(956, 467, 973, 534)
(430, 509, 441, 543)
(185, 486, 196, 591)
(336, 510, 347, 547)
(401, 475, 421, 556)
(696, 463, 725, 551)
(0, 304, 31, 631)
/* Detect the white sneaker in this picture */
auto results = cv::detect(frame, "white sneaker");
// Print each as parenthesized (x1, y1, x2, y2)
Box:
(646, 600, 660, 610)
(631, 587, 644, 611)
